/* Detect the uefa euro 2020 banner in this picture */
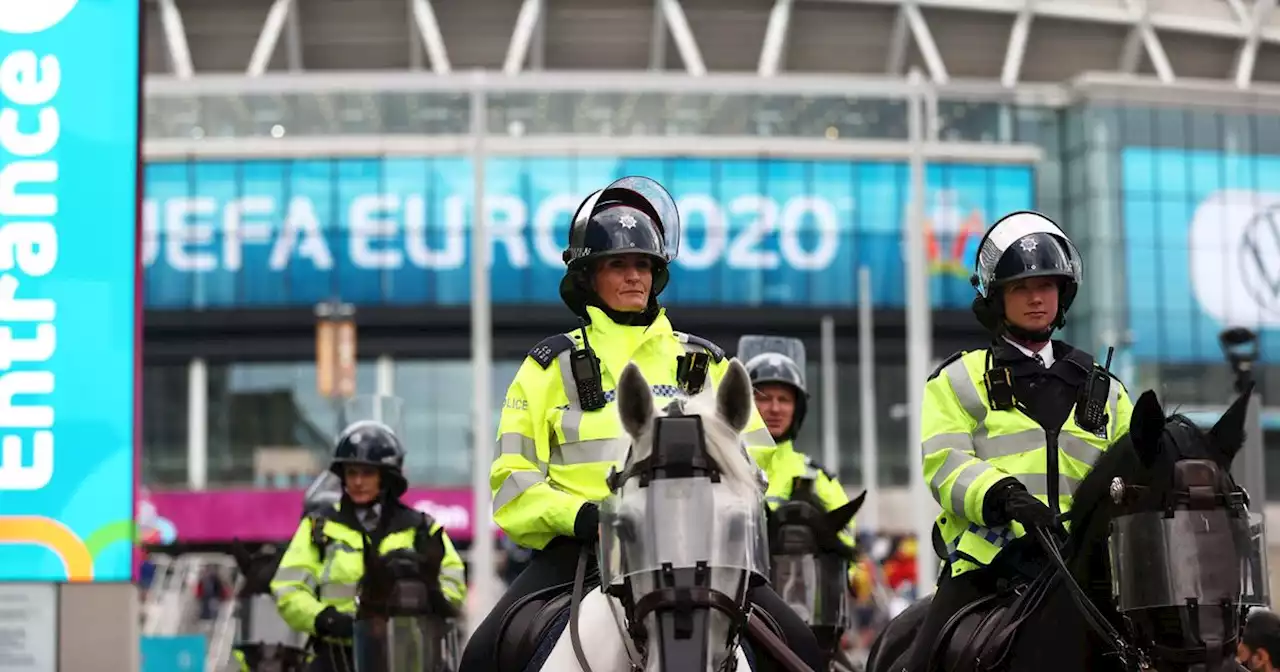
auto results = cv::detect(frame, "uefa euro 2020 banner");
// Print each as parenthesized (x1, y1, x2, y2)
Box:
(142, 158, 1035, 309)
(0, 0, 140, 581)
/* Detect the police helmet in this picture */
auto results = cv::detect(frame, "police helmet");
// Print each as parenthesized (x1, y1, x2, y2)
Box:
(971, 211, 1082, 331)
(330, 421, 408, 498)
(744, 353, 809, 441)
(559, 176, 681, 317)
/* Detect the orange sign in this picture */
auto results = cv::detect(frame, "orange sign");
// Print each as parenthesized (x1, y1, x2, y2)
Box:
(335, 319, 357, 399)
(316, 320, 336, 398)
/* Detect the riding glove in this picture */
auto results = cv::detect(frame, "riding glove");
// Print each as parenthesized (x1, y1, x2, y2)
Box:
(985, 478, 1057, 530)
(313, 606, 355, 639)
(573, 502, 600, 542)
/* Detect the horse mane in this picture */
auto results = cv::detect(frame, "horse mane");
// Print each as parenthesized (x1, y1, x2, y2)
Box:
(616, 360, 762, 498)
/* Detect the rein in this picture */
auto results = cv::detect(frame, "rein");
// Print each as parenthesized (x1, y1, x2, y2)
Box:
(1029, 526, 1147, 670)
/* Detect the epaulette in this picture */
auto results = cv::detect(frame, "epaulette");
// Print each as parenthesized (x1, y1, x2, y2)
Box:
(928, 350, 969, 381)
(803, 455, 837, 481)
(527, 333, 575, 369)
(675, 331, 726, 362)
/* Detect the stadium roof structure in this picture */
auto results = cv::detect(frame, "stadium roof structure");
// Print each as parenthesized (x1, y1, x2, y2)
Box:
(144, 0, 1280, 87)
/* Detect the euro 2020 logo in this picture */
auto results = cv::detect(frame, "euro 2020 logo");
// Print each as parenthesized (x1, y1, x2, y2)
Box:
(0, 0, 79, 34)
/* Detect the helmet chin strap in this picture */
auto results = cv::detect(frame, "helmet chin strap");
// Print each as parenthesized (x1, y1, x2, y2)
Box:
(1004, 321, 1055, 344)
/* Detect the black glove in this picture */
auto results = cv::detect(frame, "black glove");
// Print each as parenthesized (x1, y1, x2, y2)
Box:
(313, 606, 354, 638)
(573, 503, 600, 543)
(985, 478, 1057, 531)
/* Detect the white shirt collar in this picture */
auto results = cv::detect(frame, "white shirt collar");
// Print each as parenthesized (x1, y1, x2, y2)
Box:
(1003, 336, 1054, 368)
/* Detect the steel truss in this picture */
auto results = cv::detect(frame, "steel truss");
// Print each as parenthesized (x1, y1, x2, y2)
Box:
(148, 0, 1280, 88)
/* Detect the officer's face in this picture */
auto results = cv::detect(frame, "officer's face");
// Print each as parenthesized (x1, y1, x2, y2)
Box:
(754, 383, 796, 439)
(343, 465, 381, 504)
(1002, 277, 1059, 333)
(592, 254, 653, 312)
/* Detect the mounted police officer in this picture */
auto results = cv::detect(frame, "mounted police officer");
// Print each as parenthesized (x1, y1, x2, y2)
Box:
(740, 336, 858, 567)
(905, 211, 1134, 671)
(459, 176, 827, 672)
(270, 397, 467, 672)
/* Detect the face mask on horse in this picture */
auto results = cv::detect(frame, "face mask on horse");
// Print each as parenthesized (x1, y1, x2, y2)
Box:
(866, 385, 1268, 672)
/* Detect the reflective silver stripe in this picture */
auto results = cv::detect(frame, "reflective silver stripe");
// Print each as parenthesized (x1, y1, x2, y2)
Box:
(274, 568, 316, 587)
(556, 350, 585, 443)
(921, 432, 976, 459)
(551, 438, 622, 465)
(944, 357, 987, 427)
(322, 583, 359, 600)
(766, 496, 787, 507)
(1059, 434, 1103, 468)
(499, 432, 540, 465)
(743, 427, 775, 448)
(441, 567, 466, 585)
(271, 584, 311, 600)
(1108, 379, 1122, 437)
(803, 465, 820, 479)
(928, 450, 975, 500)
(1011, 472, 1081, 497)
(974, 429, 1043, 460)
(947, 461, 995, 516)
(494, 470, 546, 510)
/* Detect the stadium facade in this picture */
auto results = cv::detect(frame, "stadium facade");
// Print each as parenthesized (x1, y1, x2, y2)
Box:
(138, 0, 1280, 549)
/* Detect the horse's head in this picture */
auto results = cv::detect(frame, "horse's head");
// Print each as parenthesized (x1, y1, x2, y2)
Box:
(230, 538, 282, 598)
(1074, 385, 1262, 672)
(235, 643, 310, 672)
(600, 359, 766, 672)
(351, 520, 457, 670)
(766, 478, 865, 654)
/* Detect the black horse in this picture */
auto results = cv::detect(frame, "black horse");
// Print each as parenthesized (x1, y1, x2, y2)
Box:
(868, 385, 1259, 672)
(229, 540, 310, 672)
(766, 477, 866, 670)
(350, 522, 462, 672)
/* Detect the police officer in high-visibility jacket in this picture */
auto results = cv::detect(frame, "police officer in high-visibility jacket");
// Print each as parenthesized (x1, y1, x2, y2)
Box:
(905, 211, 1133, 671)
(271, 417, 467, 672)
(740, 336, 858, 570)
(458, 176, 826, 672)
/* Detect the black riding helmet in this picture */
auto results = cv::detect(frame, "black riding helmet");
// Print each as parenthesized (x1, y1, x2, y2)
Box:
(559, 176, 681, 321)
(970, 211, 1082, 341)
(330, 421, 408, 499)
(744, 353, 809, 442)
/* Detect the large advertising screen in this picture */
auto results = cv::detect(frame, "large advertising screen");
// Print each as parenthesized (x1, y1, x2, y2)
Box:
(143, 157, 1034, 310)
(1123, 147, 1280, 363)
(0, 0, 140, 581)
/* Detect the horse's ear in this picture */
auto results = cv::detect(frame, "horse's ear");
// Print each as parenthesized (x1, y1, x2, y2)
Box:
(716, 359, 754, 434)
(1130, 390, 1166, 467)
(1209, 381, 1254, 465)
(825, 490, 866, 535)
(230, 538, 251, 573)
(617, 362, 655, 440)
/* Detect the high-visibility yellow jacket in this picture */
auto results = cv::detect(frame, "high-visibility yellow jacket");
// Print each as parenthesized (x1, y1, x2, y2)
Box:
(756, 439, 859, 582)
(922, 348, 1132, 576)
(269, 503, 467, 640)
(492, 305, 776, 550)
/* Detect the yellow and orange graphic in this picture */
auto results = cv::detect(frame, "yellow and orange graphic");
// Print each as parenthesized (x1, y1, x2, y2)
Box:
(0, 515, 145, 582)
(923, 192, 987, 278)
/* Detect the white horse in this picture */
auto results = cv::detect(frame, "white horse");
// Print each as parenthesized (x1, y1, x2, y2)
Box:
(540, 359, 767, 672)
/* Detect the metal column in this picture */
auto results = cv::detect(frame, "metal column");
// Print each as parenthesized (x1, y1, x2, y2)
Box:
(467, 74, 497, 632)
(820, 315, 839, 480)
(857, 267, 879, 533)
(905, 70, 938, 594)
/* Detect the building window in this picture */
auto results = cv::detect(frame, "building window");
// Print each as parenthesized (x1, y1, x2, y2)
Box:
(205, 361, 377, 487)
(142, 364, 190, 488)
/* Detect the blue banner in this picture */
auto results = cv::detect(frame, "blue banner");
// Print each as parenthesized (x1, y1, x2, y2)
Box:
(142, 157, 1034, 309)
(0, 1, 139, 581)
(140, 635, 206, 672)
(1123, 147, 1280, 362)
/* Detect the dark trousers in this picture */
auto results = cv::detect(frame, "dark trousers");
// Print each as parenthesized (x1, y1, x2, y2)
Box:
(459, 537, 826, 672)
(904, 567, 999, 672)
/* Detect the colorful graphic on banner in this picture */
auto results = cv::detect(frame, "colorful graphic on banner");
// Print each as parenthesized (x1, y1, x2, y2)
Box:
(0, 0, 140, 581)
(146, 488, 479, 543)
(142, 158, 1033, 310)
(1123, 147, 1280, 362)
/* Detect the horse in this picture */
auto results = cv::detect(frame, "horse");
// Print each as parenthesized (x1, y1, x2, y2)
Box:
(228, 540, 310, 672)
(867, 385, 1260, 672)
(500, 359, 811, 672)
(766, 476, 866, 670)
(349, 519, 462, 672)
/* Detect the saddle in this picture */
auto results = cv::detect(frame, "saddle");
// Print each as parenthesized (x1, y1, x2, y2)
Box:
(495, 581, 578, 672)
(927, 569, 1057, 672)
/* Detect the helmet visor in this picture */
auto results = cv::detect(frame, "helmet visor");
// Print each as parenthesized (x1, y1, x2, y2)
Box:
(339, 394, 405, 437)
(570, 176, 681, 262)
(975, 214, 1082, 298)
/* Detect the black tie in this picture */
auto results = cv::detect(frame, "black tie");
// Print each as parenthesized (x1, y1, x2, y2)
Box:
(1033, 353, 1046, 368)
